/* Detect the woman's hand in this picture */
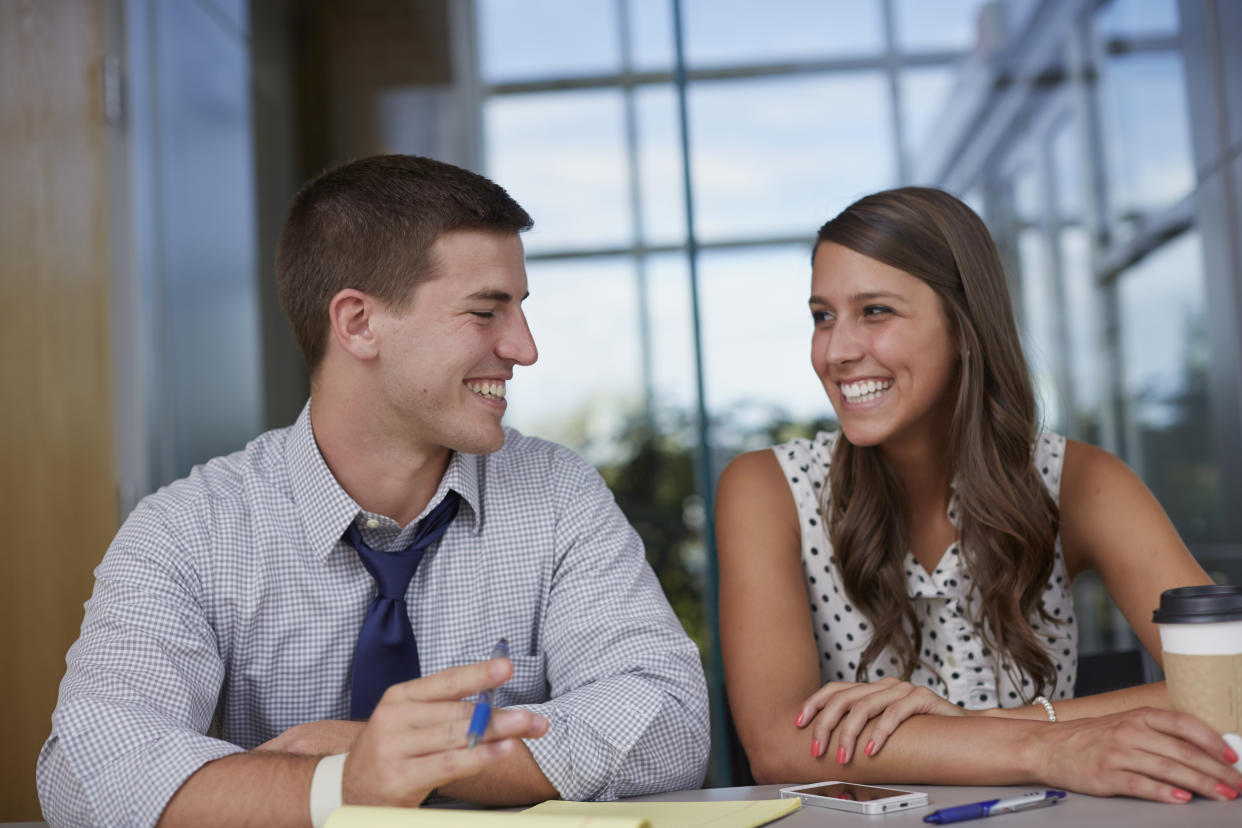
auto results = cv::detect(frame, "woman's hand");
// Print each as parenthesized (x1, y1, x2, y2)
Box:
(796, 677, 967, 763)
(1035, 707, 1242, 803)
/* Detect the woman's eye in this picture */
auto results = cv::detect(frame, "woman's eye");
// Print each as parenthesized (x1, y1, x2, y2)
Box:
(469, 311, 495, 319)
(811, 310, 834, 325)
(862, 305, 893, 317)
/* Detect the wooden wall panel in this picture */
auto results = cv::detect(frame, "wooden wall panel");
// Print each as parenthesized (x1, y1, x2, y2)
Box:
(0, 0, 119, 819)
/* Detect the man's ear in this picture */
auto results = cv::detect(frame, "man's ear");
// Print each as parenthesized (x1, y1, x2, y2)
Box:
(327, 289, 380, 362)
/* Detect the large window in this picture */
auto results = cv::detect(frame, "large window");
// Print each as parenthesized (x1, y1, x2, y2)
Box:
(474, 0, 1242, 780)
(949, 0, 1238, 652)
(477, 0, 988, 784)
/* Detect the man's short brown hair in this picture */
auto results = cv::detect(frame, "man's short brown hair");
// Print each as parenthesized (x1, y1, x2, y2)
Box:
(275, 154, 533, 371)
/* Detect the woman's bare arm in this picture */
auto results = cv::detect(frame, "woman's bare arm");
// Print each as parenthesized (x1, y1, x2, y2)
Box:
(715, 449, 1240, 802)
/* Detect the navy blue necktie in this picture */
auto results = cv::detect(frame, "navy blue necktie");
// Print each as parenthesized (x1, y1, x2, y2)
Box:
(344, 491, 460, 719)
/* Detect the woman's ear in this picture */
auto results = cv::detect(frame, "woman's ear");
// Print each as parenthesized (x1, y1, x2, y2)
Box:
(327, 289, 380, 362)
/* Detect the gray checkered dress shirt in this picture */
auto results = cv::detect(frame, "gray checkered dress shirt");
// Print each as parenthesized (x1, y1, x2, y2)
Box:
(38, 403, 709, 827)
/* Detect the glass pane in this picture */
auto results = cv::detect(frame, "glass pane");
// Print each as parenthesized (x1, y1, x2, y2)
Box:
(895, 0, 987, 52)
(1017, 228, 1063, 432)
(697, 245, 833, 450)
(1098, 50, 1194, 238)
(505, 257, 643, 461)
(1117, 232, 1219, 542)
(635, 85, 687, 246)
(628, 0, 674, 72)
(683, 0, 883, 66)
(689, 73, 894, 242)
(901, 65, 956, 166)
(1051, 116, 1084, 222)
(478, 0, 620, 82)
(645, 253, 697, 415)
(485, 90, 632, 253)
(1097, 0, 1179, 39)
(505, 252, 706, 651)
(1059, 227, 1101, 442)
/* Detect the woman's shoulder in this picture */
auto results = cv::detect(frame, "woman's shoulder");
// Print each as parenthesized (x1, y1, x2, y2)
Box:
(1059, 437, 1144, 504)
(718, 447, 787, 497)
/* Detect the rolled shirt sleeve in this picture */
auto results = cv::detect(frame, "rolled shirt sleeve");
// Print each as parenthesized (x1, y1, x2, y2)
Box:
(511, 450, 710, 801)
(37, 502, 243, 828)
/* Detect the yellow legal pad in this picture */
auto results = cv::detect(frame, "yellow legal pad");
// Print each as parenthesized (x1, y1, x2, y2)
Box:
(324, 798, 800, 828)
(523, 798, 801, 827)
(325, 807, 646, 827)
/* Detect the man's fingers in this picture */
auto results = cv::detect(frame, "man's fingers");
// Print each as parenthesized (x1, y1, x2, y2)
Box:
(404, 738, 521, 794)
(389, 708, 549, 759)
(488, 708, 550, 740)
(386, 658, 513, 705)
(345, 737, 521, 808)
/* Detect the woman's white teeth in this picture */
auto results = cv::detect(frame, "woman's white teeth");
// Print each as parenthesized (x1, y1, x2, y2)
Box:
(467, 381, 506, 400)
(841, 379, 892, 403)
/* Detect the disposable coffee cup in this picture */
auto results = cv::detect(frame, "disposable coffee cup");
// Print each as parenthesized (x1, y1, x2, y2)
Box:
(1153, 585, 1242, 771)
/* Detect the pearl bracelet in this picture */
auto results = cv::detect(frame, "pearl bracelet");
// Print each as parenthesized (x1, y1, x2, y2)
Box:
(1033, 695, 1057, 722)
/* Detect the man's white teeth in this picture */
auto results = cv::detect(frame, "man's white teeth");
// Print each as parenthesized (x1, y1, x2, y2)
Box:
(841, 379, 893, 403)
(467, 381, 506, 400)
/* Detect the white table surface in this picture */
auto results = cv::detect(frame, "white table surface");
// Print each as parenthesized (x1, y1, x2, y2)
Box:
(7, 782, 1238, 826)
(630, 783, 1239, 826)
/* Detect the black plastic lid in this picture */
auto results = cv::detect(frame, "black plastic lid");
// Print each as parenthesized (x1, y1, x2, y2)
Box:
(1152, 585, 1242, 624)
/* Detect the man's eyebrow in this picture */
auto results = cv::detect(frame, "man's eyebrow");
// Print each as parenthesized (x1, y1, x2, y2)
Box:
(465, 289, 530, 302)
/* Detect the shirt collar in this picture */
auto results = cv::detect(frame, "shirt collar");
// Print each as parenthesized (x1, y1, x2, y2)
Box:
(286, 401, 486, 562)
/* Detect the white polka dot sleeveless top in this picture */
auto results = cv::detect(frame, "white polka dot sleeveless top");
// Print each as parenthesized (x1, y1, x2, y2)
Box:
(772, 431, 1077, 709)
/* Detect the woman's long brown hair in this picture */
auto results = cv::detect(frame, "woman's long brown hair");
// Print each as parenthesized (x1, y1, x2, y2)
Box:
(816, 187, 1061, 700)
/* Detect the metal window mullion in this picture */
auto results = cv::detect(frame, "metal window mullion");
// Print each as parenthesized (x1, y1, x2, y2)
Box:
(617, 0, 655, 422)
(670, 0, 731, 787)
(880, 0, 910, 184)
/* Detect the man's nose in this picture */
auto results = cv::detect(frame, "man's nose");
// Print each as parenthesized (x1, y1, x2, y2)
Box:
(500, 310, 538, 366)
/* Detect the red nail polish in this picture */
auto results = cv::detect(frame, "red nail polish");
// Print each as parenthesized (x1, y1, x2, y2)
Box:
(865, 739, 875, 757)
(1225, 746, 1240, 765)
(837, 745, 847, 764)
(1216, 783, 1238, 801)
(1171, 789, 1192, 802)
(811, 738, 820, 757)
(795, 712, 805, 727)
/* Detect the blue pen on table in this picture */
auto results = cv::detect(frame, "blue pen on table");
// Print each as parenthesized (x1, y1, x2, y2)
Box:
(466, 638, 509, 749)
(923, 790, 1066, 824)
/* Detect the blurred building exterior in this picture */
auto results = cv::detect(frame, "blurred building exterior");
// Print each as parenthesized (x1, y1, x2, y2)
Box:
(5, 0, 1241, 817)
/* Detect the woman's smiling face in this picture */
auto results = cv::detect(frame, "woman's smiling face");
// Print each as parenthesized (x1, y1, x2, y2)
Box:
(810, 240, 960, 452)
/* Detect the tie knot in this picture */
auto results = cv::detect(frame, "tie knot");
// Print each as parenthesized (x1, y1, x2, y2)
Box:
(344, 491, 462, 599)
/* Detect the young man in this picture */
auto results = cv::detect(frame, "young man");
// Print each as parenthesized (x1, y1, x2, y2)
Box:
(38, 155, 710, 827)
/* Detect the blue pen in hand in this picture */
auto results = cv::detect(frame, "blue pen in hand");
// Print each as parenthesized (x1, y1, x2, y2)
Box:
(923, 790, 1065, 824)
(466, 638, 509, 749)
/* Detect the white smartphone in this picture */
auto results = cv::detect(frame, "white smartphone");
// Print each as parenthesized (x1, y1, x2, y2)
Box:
(779, 781, 929, 815)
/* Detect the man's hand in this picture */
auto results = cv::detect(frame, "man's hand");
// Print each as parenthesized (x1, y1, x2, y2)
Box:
(342, 657, 550, 807)
(258, 720, 365, 756)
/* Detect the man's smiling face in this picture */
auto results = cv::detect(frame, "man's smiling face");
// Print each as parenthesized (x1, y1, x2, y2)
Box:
(368, 229, 537, 456)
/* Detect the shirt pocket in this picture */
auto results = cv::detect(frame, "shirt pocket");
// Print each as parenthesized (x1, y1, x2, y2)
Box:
(496, 654, 547, 707)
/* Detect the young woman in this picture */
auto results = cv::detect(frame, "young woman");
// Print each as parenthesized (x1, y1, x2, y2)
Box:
(716, 187, 1242, 804)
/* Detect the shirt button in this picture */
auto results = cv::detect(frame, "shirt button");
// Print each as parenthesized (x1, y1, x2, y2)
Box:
(365, 518, 380, 529)
(948, 655, 957, 668)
